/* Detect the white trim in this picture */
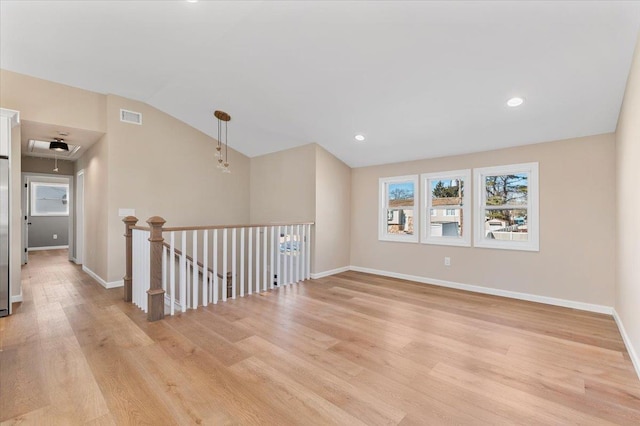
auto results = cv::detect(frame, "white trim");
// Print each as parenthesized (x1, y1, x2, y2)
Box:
(82, 265, 124, 289)
(0, 108, 20, 126)
(28, 245, 69, 251)
(474, 162, 539, 251)
(379, 175, 419, 243)
(613, 309, 640, 381)
(311, 266, 350, 279)
(421, 169, 471, 247)
(348, 265, 612, 315)
(10, 292, 23, 303)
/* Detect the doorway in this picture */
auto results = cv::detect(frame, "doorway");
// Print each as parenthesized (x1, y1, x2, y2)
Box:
(21, 173, 74, 264)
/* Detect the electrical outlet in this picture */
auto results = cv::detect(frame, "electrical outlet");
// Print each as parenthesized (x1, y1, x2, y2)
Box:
(444, 257, 451, 266)
(53, 234, 58, 240)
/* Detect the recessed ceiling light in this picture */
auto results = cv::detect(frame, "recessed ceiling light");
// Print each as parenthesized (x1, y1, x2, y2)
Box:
(186, 0, 198, 3)
(354, 134, 365, 141)
(507, 97, 524, 107)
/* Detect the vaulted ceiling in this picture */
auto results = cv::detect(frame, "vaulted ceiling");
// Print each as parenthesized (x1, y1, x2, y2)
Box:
(1, 1, 639, 167)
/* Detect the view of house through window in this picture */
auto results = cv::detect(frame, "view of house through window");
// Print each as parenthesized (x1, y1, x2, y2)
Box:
(474, 163, 539, 251)
(484, 173, 528, 241)
(31, 182, 69, 216)
(387, 181, 414, 235)
(422, 169, 471, 246)
(379, 175, 419, 242)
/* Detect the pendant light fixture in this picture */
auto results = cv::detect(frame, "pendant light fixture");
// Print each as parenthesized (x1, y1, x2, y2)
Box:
(214, 110, 231, 173)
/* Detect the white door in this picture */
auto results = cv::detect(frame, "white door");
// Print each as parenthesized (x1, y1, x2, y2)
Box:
(76, 170, 84, 264)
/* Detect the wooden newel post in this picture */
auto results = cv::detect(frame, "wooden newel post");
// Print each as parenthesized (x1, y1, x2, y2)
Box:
(123, 216, 138, 302)
(147, 216, 166, 322)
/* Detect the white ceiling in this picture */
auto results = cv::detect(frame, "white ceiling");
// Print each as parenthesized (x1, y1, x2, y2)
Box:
(1, 1, 639, 167)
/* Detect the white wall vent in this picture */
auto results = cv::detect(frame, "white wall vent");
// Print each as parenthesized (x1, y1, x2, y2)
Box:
(120, 109, 142, 125)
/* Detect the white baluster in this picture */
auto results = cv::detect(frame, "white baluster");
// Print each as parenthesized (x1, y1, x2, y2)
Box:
(248, 227, 253, 295)
(202, 230, 208, 307)
(277, 226, 282, 287)
(288, 225, 293, 285)
(180, 231, 187, 312)
(186, 260, 191, 309)
(132, 231, 138, 308)
(170, 231, 175, 315)
(263, 227, 267, 291)
(213, 229, 218, 304)
(301, 225, 306, 282)
(269, 226, 275, 289)
(283, 227, 288, 286)
(222, 229, 227, 302)
(162, 245, 167, 292)
(306, 225, 311, 279)
(256, 227, 261, 293)
(295, 225, 300, 283)
(240, 228, 245, 297)
(144, 230, 150, 313)
(192, 230, 198, 309)
(232, 227, 237, 299)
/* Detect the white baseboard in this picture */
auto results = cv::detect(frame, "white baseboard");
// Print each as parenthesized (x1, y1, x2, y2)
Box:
(311, 266, 350, 280)
(348, 265, 613, 315)
(11, 293, 23, 303)
(28, 245, 69, 251)
(82, 265, 124, 289)
(613, 309, 640, 381)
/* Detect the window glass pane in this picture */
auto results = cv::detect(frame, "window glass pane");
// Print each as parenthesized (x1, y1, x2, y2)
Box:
(484, 209, 528, 241)
(388, 182, 414, 208)
(32, 183, 69, 215)
(430, 179, 463, 201)
(430, 208, 463, 237)
(386, 208, 414, 235)
(485, 174, 528, 206)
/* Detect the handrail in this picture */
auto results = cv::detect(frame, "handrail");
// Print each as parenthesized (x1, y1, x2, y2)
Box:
(127, 216, 313, 321)
(132, 221, 314, 232)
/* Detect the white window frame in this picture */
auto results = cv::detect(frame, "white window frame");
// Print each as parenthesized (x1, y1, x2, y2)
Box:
(379, 175, 419, 243)
(30, 181, 70, 217)
(474, 162, 539, 251)
(421, 169, 471, 247)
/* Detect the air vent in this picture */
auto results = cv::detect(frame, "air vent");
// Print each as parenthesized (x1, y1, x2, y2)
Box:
(120, 109, 142, 125)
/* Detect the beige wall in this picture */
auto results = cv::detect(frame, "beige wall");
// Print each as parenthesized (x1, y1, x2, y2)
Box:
(21, 156, 75, 175)
(249, 144, 316, 224)
(75, 135, 109, 280)
(0, 70, 106, 133)
(615, 33, 640, 371)
(104, 95, 250, 282)
(315, 145, 351, 273)
(351, 133, 616, 307)
(1, 70, 252, 284)
(249, 143, 351, 274)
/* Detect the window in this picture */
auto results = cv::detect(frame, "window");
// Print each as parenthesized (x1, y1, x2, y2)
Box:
(379, 175, 419, 242)
(31, 182, 69, 216)
(421, 169, 471, 246)
(474, 163, 539, 251)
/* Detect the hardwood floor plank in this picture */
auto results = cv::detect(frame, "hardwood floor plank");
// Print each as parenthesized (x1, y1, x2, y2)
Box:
(0, 341, 49, 421)
(236, 335, 406, 425)
(2, 251, 638, 424)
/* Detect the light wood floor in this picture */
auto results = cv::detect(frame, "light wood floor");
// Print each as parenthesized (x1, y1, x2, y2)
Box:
(1, 250, 639, 425)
